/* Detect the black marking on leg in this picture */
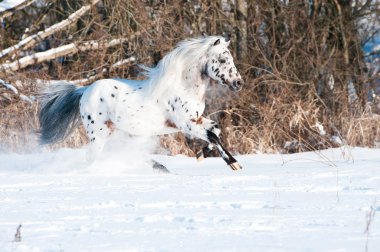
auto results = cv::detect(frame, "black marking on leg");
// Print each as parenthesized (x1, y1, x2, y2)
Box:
(207, 130, 241, 168)
(196, 146, 213, 161)
(88, 115, 91, 120)
(196, 150, 204, 160)
(111, 94, 115, 98)
(202, 146, 213, 158)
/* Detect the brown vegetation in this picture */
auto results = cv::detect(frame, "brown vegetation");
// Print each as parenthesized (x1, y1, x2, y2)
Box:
(0, 0, 379, 154)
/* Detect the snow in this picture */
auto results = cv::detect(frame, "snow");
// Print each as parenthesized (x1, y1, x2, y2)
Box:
(0, 146, 379, 252)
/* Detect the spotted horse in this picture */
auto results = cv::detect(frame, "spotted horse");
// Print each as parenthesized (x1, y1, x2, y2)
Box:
(38, 35, 244, 172)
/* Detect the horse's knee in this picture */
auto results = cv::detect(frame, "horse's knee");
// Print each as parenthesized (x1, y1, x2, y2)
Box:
(209, 122, 221, 137)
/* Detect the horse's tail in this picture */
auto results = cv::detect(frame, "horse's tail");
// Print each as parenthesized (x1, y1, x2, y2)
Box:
(38, 82, 87, 144)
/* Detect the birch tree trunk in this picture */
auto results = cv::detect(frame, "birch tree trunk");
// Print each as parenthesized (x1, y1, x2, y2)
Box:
(0, 0, 101, 60)
(0, 38, 127, 72)
(0, 0, 36, 19)
(236, 0, 247, 60)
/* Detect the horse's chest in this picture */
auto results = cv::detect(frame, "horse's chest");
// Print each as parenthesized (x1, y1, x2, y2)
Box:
(166, 94, 205, 121)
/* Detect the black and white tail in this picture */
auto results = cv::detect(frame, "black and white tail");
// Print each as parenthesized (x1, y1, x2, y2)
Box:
(38, 82, 87, 144)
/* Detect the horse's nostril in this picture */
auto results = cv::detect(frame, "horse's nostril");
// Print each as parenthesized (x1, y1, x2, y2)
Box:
(230, 79, 244, 91)
(234, 80, 243, 87)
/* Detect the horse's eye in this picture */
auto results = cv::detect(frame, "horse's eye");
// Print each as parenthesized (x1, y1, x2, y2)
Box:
(219, 59, 226, 64)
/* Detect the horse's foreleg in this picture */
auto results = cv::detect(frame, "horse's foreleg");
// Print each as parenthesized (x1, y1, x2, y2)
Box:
(205, 130, 242, 170)
(185, 117, 242, 170)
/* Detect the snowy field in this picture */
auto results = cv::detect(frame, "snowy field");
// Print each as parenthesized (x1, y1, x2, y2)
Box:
(0, 145, 379, 252)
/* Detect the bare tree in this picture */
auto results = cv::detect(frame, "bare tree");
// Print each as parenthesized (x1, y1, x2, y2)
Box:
(0, 0, 379, 153)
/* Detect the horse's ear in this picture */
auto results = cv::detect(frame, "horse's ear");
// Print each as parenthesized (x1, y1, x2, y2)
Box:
(213, 39, 220, 46)
(222, 32, 231, 42)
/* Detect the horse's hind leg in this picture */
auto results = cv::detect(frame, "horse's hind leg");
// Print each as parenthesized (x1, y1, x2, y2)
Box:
(196, 144, 214, 161)
(151, 159, 170, 173)
(82, 116, 112, 163)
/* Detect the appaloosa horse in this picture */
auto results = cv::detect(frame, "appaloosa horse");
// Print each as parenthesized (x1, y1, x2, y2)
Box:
(39, 36, 244, 172)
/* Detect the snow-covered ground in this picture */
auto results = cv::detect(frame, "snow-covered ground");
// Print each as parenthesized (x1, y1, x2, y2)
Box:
(0, 145, 379, 252)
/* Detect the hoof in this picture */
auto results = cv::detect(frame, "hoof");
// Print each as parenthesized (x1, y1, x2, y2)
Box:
(152, 160, 170, 173)
(229, 162, 242, 171)
(196, 150, 204, 161)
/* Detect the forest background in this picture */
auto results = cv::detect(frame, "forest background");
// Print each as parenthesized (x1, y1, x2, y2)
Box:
(0, 0, 379, 156)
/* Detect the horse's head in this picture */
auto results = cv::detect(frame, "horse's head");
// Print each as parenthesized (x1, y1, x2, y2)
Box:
(205, 37, 244, 92)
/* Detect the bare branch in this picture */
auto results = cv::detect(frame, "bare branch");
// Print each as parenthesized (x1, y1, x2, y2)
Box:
(0, 79, 18, 94)
(365, 48, 380, 57)
(333, 0, 350, 65)
(71, 56, 136, 85)
(0, 0, 101, 60)
(0, 38, 128, 72)
(0, 79, 33, 104)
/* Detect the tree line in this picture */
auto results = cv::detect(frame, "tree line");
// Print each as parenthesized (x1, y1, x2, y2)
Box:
(0, 0, 379, 153)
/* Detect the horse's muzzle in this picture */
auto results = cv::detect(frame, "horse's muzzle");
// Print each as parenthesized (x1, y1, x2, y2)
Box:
(229, 79, 244, 92)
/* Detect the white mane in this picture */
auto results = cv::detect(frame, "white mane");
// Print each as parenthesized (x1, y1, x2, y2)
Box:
(141, 35, 225, 98)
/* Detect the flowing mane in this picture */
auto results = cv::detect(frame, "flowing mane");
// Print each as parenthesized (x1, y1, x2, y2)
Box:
(141, 35, 225, 98)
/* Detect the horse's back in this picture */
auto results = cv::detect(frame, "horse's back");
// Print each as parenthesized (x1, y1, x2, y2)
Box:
(79, 78, 177, 136)
(112, 78, 145, 88)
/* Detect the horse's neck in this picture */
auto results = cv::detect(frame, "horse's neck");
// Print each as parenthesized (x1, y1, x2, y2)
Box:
(149, 58, 209, 102)
(182, 62, 210, 101)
